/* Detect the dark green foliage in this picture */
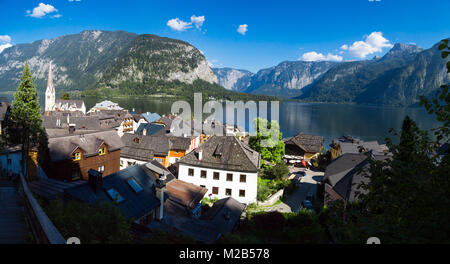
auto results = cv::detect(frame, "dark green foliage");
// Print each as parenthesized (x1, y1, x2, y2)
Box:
(44, 200, 134, 244)
(263, 162, 289, 180)
(9, 62, 46, 174)
(60, 92, 71, 100)
(249, 118, 285, 164)
(220, 210, 329, 244)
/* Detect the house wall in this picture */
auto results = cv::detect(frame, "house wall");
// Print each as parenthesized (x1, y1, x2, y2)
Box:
(178, 163, 258, 204)
(47, 145, 121, 182)
(0, 151, 22, 175)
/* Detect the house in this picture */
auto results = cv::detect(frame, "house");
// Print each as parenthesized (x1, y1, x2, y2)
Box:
(87, 100, 124, 113)
(117, 112, 135, 137)
(145, 160, 207, 218)
(177, 136, 261, 204)
(329, 136, 387, 160)
(120, 134, 170, 169)
(120, 134, 198, 169)
(0, 145, 22, 176)
(141, 112, 161, 124)
(45, 130, 124, 182)
(283, 133, 324, 161)
(323, 153, 390, 205)
(64, 166, 168, 225)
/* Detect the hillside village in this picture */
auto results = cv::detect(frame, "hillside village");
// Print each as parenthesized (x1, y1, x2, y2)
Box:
(0, 62, 399, 244)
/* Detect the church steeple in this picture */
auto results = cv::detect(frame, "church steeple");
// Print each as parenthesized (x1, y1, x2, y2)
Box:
(45, 61, 55, 112)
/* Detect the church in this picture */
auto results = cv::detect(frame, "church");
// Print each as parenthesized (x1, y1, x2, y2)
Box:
(44, 62, 86, 115)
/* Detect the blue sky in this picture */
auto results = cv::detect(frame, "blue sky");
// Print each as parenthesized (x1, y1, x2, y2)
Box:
(0, 0, 449, 72)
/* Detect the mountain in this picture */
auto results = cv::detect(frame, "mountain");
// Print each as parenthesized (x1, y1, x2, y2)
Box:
(0, 30, 218, 96)
(244, 61, 339, 97)
(212, 68, 254, 92)
(296, 41, 449, 105)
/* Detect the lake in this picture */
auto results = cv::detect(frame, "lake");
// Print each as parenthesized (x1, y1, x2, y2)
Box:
(83, 97, 441, 147)
(3, 93, 438, 148)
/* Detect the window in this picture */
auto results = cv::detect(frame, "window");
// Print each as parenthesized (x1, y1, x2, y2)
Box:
(106, 188, 125, 203)
(226, 188, 232, 196)
(200, 185, 206, 188)
(120, 160, 124, 167)
(201, 170, 207, 178)
(98, 147, 106, 156)
(239, 190, 245, 197)
(127, 178, 143, 193)
(188, 168, 194, 176)
(213, 172, 220, 180)
(226, 173, 233, 182)
(240, 174, 246, 183)
(212, 187, 219, 195)
(72, 152, 81, 161)
(97, 165, 105, 173)
(134, 138, 140, 144)
(154, 157, 164, 164)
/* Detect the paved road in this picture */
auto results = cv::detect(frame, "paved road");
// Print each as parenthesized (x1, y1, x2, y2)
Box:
(266, 169, 324, 213)
(0, 181, 29, 244)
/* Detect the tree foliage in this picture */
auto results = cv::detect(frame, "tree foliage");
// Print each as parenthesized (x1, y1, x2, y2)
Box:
(249, 118, 285, 164)
(61, 92, 71, 100)
(44, 200, 134, 244)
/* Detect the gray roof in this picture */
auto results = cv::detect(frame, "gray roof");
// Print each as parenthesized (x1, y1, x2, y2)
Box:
(43, 115, 102, 130)
(29, 178, 86, 199)
(284, 133, 324, 153)
(48, 130, 124, 162)
(65, 164, 165, 220)
(179, 136, 261, 172)
(202, 197, 246, 236)
(121, 134, 170, 160)
(324, 153, 390, 202)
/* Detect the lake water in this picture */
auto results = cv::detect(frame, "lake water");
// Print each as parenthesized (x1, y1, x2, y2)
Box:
(2, 93, 437, 148)
(83, 97, 441, 147)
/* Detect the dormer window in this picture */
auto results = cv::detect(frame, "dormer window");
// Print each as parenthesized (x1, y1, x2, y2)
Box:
(72, 152, 81, 161)
(98, 147, 106, 156)
(134, 137, 140, 144)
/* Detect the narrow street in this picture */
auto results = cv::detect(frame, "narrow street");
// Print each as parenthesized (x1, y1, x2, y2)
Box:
(265, 168, 324, 213)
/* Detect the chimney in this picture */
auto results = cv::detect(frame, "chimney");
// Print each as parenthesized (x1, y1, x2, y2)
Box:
(198, 149, 203, 161)
(143, 128, 147, 136)
(155, 180, 166, 220)
(88, 169, 103, 194)
(69, 124, 76, 134)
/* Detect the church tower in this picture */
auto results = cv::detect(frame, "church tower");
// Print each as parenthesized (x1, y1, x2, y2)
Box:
(45, 62, 55, 112)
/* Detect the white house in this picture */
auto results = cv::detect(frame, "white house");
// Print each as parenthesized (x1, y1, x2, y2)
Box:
(177, 136, 261, 204)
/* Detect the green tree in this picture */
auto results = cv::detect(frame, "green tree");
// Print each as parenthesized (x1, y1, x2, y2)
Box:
(249, 118, 285, 164)
(61, 92, 71, 100)
(10, 62, 45, 176)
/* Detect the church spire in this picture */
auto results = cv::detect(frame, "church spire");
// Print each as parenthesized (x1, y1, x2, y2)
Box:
(45, 61, 55, 112)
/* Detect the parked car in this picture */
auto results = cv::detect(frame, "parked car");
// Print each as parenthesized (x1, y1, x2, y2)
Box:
(301, 200, 314, 211)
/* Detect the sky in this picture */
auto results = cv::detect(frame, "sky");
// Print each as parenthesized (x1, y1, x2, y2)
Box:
(0, 0, 449, 73)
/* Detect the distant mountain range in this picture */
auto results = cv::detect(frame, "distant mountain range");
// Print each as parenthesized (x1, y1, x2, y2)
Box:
(0, 30, 275, 101)
(0, 30, 447, 106)
(214, 40, 449, 105)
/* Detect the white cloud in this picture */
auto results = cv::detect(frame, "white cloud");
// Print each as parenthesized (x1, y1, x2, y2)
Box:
(167, 18, 192, 31)
(340, 44, 348, 50)
(0, 43, 12, 54)
(344, 32, 393, 58)
(190, 15, 205, 29)
(167, 15, 205, 31)
(237, 24, 248, 35)
(68, 0, 81, 2)
(0, 35, 11, 43)
(27, 3, 59, 18)
(299, 51, 343, 62)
